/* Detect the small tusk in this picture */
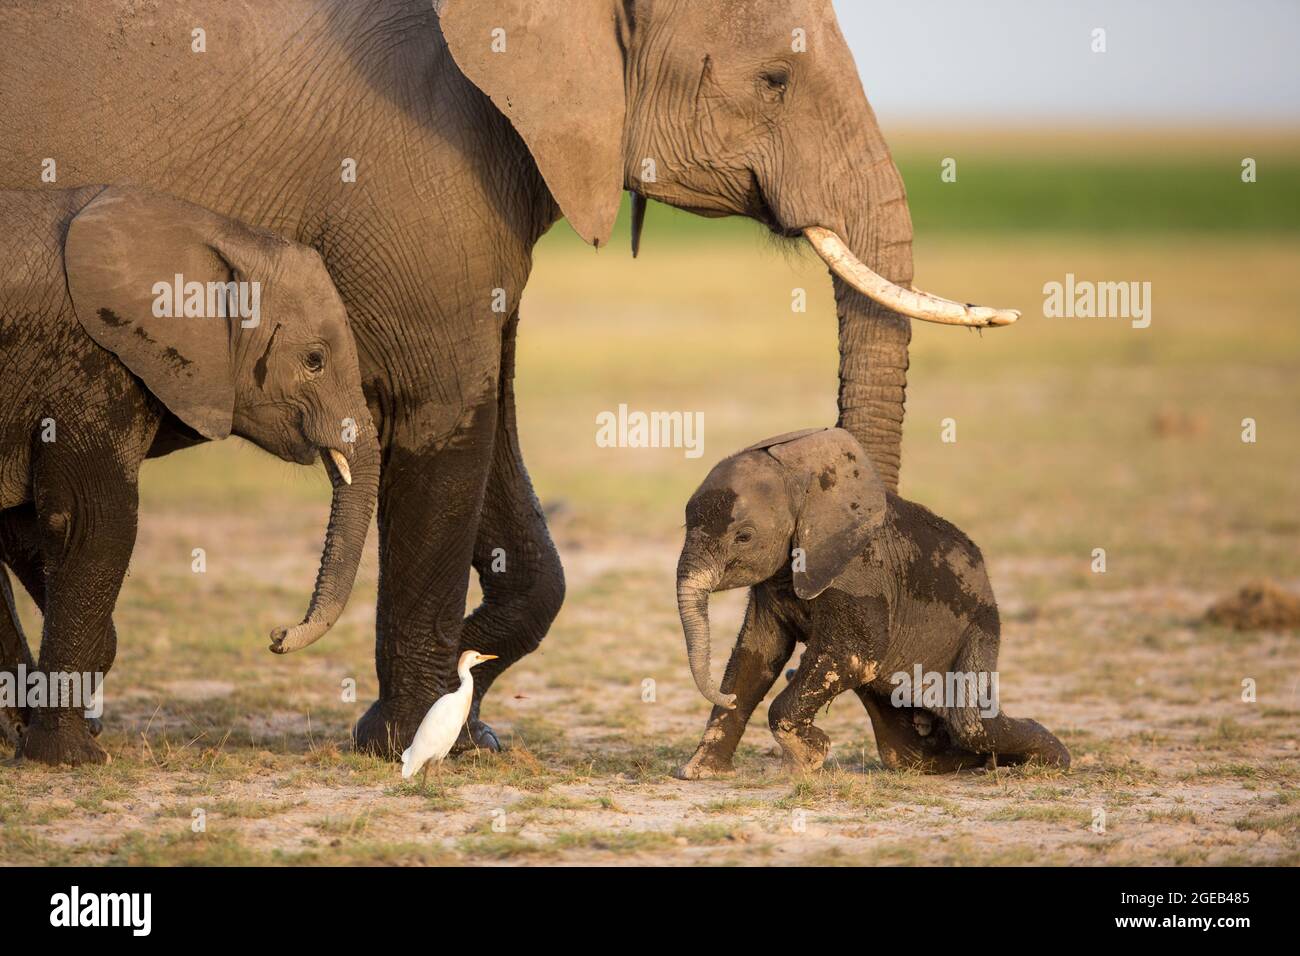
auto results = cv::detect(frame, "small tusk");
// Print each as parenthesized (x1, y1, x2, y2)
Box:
(630, 191, 647, 258)
(803, 226, 1019, 328)
(326, 448, 352, 485)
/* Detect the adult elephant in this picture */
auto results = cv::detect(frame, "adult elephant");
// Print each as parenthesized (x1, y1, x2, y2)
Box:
(0, 0, 1015, 759)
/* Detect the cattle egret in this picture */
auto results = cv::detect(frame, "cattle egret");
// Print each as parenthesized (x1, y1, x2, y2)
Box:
(401, 650, 498, 787)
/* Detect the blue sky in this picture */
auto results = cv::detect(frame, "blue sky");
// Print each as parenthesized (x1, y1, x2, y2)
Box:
(836, 0, 1300, 124)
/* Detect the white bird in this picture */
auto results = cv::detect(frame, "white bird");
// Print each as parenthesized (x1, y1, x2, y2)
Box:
(401, 650, 498, 787)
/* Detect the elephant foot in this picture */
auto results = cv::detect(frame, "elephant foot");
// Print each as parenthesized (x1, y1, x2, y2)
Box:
(772, 721, 830, 774)
(19, 716, 109, 767)
(949, 715, 1071, 771)
(998, 720, 1071, 770)
(451, 718, 501, 755)
(674, 747, 737, 780)
(1027, 721, 1071, 769)
(353, 699, 422, 761)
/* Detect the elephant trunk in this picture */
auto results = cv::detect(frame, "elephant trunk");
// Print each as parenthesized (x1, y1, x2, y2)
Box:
(834, 273, 911, 493)
(676, 562, 736, 710)
(793, 99, 1016, 492)
(270, 427, 380, 654)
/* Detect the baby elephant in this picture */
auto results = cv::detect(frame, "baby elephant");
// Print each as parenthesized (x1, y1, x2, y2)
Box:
(0, 186, 379, 764)
(675, 428, 1069, 778)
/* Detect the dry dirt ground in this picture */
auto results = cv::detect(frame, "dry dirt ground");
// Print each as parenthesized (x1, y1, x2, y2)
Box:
(1, 230, 1297, 866)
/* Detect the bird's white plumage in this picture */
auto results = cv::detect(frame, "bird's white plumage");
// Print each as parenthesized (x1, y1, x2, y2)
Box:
(401, 650, 496, 781)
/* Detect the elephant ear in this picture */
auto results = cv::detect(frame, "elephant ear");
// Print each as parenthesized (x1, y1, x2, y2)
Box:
(65, 187, 251, 441)
(740, 428, 831, 455)
(437, 0, 626, 247)
(767, 428, 887, 600)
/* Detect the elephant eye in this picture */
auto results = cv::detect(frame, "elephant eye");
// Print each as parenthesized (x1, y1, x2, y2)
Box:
(304, 350, 326, 374)
(735, 529, 754, 544)
(760, 69, 789, 96)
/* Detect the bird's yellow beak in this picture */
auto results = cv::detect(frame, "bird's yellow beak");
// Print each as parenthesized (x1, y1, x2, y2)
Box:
(479, 654, 498, 661)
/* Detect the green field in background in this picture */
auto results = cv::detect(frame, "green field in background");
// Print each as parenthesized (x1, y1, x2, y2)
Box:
(900, 157, 1299, 234)
(543, 154, 1300, 251)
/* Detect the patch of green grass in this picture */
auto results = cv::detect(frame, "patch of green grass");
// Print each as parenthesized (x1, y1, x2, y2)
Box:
(550, 829, 675, 854)
(509, 792, 605, 813)
(73, 783, 133, 812)
(671, 822, 749, 846)
(1179, 762, 1285, 782)
(1146, 808, 1199, 824)
(0, 826, 75, 865)
(456, 832, 552, 861)
(698, 797, 769, 815)
(1195, 718, 1252, 745)
(107, 829, 269, 866)
(276, 841, 457, 866)
(311, 811, 383, 838)
(986, 804, 1095, 827)
(1233, 810, 1300, 835)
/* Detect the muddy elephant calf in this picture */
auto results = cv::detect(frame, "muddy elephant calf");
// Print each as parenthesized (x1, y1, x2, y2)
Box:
(674, 428, 1069, 778)
(0, 186, 379, 764)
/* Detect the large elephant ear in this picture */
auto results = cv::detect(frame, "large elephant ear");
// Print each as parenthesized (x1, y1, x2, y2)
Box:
(437, 0, 626, 247)
(767, 428, 887, 600)
(65, 187, 249, 441)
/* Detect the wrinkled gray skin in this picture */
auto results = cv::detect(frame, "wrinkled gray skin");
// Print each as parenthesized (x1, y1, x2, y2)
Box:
(3, 1, 1007, 759)
(0, 187, 378, 764)
(676, 428, 1070, 777)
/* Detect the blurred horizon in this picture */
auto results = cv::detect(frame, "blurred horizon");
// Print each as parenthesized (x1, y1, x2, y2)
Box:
(538, 122, 1300, 252)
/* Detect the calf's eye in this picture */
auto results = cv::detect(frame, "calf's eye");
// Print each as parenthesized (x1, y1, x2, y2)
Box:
(304, 351, 326, 374)
(735, 530, 754, 544)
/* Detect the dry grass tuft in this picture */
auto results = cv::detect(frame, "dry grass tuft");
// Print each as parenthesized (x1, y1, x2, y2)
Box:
(1205, 580, 1300, 631)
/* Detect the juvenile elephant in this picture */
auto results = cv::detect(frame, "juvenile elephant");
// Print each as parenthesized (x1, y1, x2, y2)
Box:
(0, 186, 379, 764)
(675, 428, 1069, 778)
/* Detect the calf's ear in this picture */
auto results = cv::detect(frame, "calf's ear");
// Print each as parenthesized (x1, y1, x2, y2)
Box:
(65, 187, 268, 441)
(767, 428, 887, 600)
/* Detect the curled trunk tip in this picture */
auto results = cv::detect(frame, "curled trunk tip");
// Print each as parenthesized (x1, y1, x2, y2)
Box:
(269, 430, 379, 655)
(677, 576, 737, 710)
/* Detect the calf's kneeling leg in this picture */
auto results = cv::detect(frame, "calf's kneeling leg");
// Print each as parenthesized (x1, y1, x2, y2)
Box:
(768, 648, 850, 774)
(942, 626, 1070, 769)
(857, 689, 990, 773)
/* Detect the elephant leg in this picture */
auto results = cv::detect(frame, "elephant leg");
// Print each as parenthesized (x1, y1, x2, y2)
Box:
(1, 506, 44, 747)
(941, 625, 1071, 769)
(0, 564, 34, 747)
(0, 503, 46, 614)
(676, 591, 796, 779)
(0, 506, 106, 739)
(454, 311, 565, 753)
(19, 455, 136, 766)
(856, 689, 990, 773)
(768, 645, 852, 774)
(354, 398, 499, 760)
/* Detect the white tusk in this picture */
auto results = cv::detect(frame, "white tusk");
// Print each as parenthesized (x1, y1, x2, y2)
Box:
(326, 448, 352, 485)
(803, 226, 1019, 328)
